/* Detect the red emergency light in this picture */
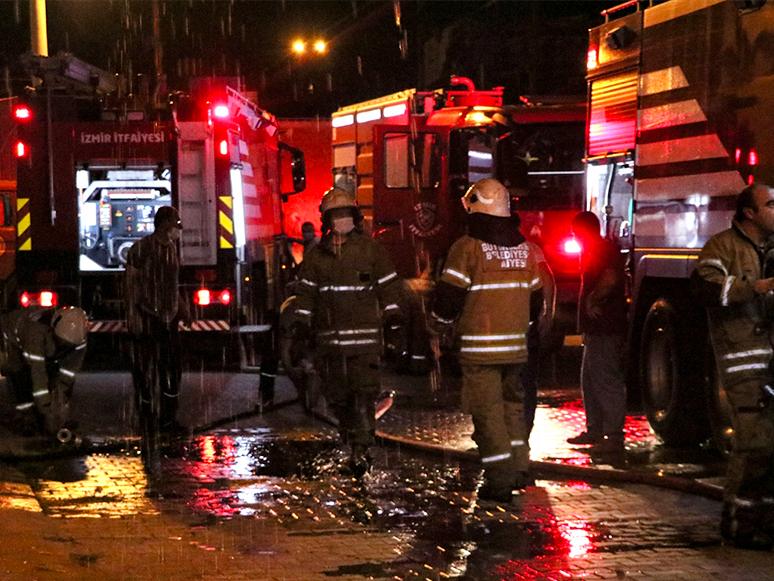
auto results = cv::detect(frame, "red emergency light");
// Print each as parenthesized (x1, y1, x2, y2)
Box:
(212, 104, 230, 119)
(587, 47, 598, 70)
(193, 288, 232, 306)
(563, 238, 582, 255)
(13, 105, 32, 121)
(218, 139, 229, 156)
(20, 290, 58, 308)
(749, 149, 759, 166)
(14, 141, 27, 158)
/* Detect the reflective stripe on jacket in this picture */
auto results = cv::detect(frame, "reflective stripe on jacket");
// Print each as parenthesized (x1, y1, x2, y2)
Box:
(293, 232, 402, 356)
(437, 236, 542, 365)
(693, 221, 771, 390)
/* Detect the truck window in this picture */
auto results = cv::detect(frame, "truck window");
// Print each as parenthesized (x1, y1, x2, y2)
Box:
(383, 132, 440, 189)
(77, 166, 172, 272)
(502, 121, 586, 211)
(467, 135, 494, 183)
(332, 144, 357, 195)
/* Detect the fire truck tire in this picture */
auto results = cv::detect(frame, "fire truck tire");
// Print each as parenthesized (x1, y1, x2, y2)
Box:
(639, 298, 710, 447)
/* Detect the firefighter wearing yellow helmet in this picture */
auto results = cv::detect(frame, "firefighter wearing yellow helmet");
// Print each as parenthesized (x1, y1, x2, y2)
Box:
(290, 188, 403, 477)
(1, 306, 88, 442)
(430, 178, 545, 503)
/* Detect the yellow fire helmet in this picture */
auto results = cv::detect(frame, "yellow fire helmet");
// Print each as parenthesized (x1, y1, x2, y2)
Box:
(461, 178, 511, 218)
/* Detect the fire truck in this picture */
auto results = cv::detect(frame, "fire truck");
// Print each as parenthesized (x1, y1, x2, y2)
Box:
(584, 0, 774, 450)
(331, 78, 586, 359)
(12, 53, 306, 367)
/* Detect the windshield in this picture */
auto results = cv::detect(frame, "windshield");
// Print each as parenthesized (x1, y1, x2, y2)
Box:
(498, 121, 586, 211)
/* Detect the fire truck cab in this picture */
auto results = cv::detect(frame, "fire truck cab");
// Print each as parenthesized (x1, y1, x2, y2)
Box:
(332, 78, 586, 345)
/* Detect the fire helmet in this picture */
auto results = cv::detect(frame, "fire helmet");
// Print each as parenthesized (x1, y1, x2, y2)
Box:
(52, 306, 89, 346)
(461, 178, 511, 218)
(319, 188, 357, 216)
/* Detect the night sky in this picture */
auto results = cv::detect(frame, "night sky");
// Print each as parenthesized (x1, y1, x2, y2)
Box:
(0, 1, 614, 116)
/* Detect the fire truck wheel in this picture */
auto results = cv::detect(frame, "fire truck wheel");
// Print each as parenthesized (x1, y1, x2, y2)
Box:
(639, 297, 710, 447)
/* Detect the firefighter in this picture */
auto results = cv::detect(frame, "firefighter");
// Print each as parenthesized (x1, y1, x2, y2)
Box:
(691, 183, 774, 550)
(2, 306, 88, 442)
(290, 187, 403, 478)
(429, 178, 544, 503)
(124, 206, 191, 435)
(289, 221, 321, 259)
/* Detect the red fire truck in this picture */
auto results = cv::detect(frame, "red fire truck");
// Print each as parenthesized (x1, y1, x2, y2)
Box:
(12, 53, 305, 366)
(584, 0, 774, 450)
(331, 78, 586, 358)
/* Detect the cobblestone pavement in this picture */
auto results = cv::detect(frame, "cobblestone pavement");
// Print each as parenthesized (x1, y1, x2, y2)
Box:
(0, 369, 770, 580)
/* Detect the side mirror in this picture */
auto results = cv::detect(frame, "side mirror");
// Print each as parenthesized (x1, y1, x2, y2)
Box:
(279, 143, 306, 195)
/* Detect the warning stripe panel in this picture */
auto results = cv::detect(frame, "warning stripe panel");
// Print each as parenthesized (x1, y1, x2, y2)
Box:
(88, 320, 231, 333)
(17, 198, 31, 251)
(218, 196, 236, 249)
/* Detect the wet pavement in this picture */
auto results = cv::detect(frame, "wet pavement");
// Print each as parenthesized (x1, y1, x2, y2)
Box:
(0, 359, 772, 580)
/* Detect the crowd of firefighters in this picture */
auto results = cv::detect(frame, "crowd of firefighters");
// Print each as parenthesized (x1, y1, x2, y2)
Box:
(3, 178, 774, 550)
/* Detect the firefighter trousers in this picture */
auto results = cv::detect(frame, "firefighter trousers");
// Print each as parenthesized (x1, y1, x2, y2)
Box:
(461, 363, 529, 490)
(3, 344, 73, 437)
(316, 352, 380, 448)
(708, 307, 774, 538)
(131, 315, 181, 429)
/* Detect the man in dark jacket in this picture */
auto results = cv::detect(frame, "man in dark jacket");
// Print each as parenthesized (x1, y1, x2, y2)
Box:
(566, 211, 628, 456)
(291, 188, 402, 477)
(124, 206, 190, 434)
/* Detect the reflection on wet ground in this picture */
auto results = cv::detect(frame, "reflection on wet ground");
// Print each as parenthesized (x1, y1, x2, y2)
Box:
(10, 424, 722, 580)
(381, 388, 726, 481)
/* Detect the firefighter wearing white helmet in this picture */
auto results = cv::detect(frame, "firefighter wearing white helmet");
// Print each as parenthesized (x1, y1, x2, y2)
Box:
(290, 187, 403, 477)
(461, 178, 511, 218)
(1, 306, 88, 441)
(430, 178, 545, 503)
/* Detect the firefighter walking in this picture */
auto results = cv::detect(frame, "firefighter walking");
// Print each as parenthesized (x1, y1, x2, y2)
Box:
(430, 179, 544, 503)
(691, 183, 774, 550)
(2, 306, 89, 442)
(290, 188, 403, 477)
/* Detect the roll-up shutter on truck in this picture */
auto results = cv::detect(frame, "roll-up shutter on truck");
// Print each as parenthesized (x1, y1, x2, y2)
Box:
(588, 71, 638, 158)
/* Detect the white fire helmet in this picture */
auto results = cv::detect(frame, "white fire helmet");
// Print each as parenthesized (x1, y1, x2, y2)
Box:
(319, 187, 357, 217)
(461, 178, 511, 218)
(52, 307, 89, 346)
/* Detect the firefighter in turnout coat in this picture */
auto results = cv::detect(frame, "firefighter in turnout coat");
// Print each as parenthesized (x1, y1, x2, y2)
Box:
(691, 183, 774, 550)
(291, 188, 403, 477)
(430, 179, 544, 503)
(2, 306, 88, 441)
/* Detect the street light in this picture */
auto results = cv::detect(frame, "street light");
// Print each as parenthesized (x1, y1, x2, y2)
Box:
(292, 39, 327, 56)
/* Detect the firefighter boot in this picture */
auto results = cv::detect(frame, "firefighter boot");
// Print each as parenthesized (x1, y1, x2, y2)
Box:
(721, 501, 774, 550)
(10, 407, 40, 437)
(478, 461, 514, 504)
(348, 444, 372, 479)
